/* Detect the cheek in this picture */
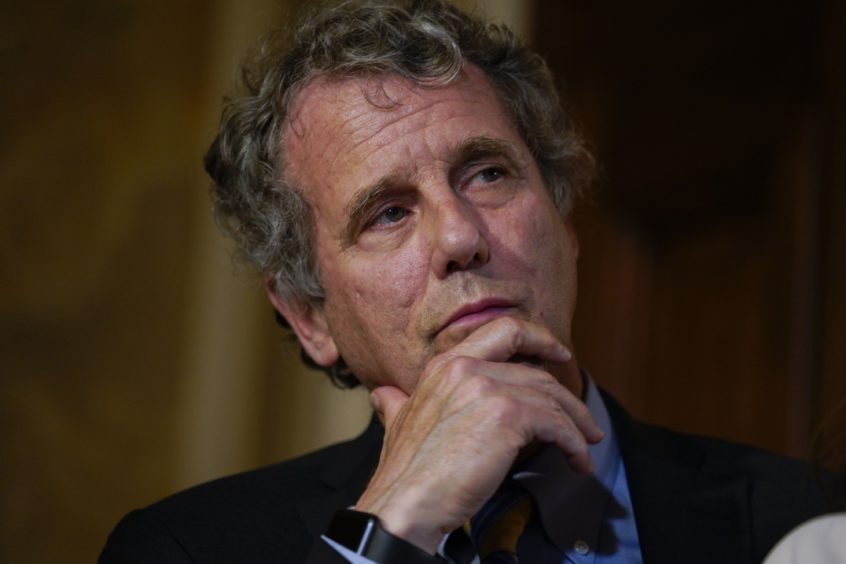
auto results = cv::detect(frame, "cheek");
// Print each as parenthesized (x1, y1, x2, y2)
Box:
(323, 250, 427, 335)
(319, 251, 430, 387)
(541, 220, 579, 336)
(497, 195, 560, 268)
(509, 196, 578, 332)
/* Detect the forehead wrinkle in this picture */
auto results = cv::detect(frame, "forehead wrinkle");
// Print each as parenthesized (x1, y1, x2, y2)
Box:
(340, 95, 445, 159)
(283, 80, 376, 183)
(286, 72, 527, 248)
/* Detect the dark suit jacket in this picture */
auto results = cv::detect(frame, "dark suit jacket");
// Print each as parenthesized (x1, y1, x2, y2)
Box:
(100, 392, 833, 563)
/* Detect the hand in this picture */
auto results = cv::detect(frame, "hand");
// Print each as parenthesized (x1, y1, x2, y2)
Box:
(354, 317, 604, 553)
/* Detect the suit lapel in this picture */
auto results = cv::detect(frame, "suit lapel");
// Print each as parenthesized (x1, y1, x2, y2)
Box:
(602, 391, 753, 564)
(296, 415, 383, 542)
(296, 393, 757, 562)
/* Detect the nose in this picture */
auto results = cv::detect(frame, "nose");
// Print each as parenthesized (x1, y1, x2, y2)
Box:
(430, 198, 490, 278)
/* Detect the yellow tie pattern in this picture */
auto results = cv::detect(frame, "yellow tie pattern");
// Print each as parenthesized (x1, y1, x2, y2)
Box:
(474, 495, 533, 562)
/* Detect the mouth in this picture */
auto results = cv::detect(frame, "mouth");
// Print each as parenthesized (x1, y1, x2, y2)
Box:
(438, 298, 519, 334)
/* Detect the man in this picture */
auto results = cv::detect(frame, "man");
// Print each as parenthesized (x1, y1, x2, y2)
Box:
(100, 1, 832, 562)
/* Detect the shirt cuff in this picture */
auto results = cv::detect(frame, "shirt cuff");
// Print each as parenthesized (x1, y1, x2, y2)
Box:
(321, 535, 379, 564)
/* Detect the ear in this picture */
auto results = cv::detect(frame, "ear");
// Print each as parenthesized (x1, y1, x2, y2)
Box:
(264, 275, 340, 367)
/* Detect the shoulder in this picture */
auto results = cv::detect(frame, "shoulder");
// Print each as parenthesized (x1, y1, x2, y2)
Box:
(100, 418, 382, 563)
(614, 395, 833, 507)
(602, 388, 828, 487)
(601, 389, 837, 560)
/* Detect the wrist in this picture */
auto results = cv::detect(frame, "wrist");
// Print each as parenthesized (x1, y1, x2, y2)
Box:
(356, 488, 445, 553)
(325, 509, 445, 562)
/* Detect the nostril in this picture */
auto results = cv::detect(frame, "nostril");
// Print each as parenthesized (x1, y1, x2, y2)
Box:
(446, 252, 482, 274)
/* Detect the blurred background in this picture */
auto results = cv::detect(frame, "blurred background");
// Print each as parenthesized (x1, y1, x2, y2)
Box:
(1, 0, 843, 562)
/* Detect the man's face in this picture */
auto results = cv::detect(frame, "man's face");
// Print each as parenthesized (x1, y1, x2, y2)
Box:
(278, 66, 579, 393)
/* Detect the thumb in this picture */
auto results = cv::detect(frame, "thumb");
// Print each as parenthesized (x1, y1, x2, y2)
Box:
(370, 386, 409, 429)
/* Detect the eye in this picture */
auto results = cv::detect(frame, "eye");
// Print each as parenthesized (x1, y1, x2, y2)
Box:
(374, 206, 407, 225)
(475, 166, 506, 184)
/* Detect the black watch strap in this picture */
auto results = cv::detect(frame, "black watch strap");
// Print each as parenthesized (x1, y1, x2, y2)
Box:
(325, 509, 446, 563)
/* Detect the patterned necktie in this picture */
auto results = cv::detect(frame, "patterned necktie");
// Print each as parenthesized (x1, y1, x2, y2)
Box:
(470, 484, 533, 563)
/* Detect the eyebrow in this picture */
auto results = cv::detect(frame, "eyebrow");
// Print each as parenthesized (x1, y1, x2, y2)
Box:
(340, 135, 525, 247)
(452, 136, 524, 176)
(341, 177, 401, 248)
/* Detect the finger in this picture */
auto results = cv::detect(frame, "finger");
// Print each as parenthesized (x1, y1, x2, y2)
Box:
(448, 317, 571, 365)
(471, 384, 594, 475)
(370, 385, 409, 430)
(458, 360, 604, 444)
(524, 405, 594, 474)
(518, 372, 604, 444)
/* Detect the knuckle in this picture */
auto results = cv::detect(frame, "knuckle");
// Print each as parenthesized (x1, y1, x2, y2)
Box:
(567, 432, 589, 455)
(548, 396, 567, 416)
(537, 372, 561, 393)
(463, 373, 496, 397)
(571, 401, 591, 422)
(495, 316, 523, 336)
(444, 355, 477, 378)
(487, 395, 519, 421)
(570, 433, 588, 452)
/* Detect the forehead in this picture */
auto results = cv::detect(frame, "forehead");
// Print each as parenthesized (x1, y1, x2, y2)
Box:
(280, 67, 522, 204)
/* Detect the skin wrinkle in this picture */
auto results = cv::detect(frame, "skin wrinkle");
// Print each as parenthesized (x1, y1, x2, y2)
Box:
(280, 65, 580, 395)
(315, 75, 525, 179)
(207, 5, 606, 548)
(342, 136, 528, 248)
(333, 78, 448, 158)
(342, 180, 398, 248)
(209, 3, 596, 372)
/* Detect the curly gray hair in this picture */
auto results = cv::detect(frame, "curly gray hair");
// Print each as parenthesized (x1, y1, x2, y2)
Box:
(204, 0, 595, 388)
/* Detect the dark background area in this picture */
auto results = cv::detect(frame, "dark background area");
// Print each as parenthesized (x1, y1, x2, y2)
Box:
(540, 0, 846, 458)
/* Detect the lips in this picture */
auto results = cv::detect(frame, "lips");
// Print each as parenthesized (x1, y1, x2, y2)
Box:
(439, 298, 518, 334)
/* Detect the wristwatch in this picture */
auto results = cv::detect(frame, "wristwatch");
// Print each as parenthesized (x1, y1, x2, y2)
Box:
(325, 509, 447, 562)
